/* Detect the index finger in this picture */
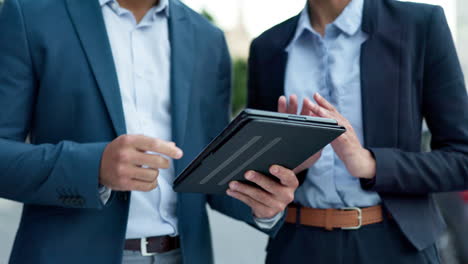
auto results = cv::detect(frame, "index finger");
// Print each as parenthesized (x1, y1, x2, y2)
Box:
(132, 136, 183, 159)
(313, 93, 336, 112)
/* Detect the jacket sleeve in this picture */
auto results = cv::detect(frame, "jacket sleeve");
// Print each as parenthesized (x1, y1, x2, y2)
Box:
(206, 33, 284, 236)
(364, 6, 468, 194)
(0, 0, 108, 209)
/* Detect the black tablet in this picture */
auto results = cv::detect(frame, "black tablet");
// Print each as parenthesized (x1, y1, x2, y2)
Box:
(173, 109, 346, 194)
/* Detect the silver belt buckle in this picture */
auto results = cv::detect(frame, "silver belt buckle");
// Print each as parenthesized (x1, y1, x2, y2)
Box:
(140, 237, 157, 257)
(341, 207, 362, 230)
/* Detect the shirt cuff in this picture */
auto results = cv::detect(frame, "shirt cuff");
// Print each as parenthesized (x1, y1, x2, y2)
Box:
(98, 185, 112, 205)
(253, 211, 284, 230)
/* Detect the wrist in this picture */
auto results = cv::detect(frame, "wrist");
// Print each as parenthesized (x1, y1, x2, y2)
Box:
(358, 149, 376, 179)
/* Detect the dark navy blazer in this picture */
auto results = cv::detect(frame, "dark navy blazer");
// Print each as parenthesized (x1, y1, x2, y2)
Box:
(247, 0, 468, 251)
(0, 0, 279, 263)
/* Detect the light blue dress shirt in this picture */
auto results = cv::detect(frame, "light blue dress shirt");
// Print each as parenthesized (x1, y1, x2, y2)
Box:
(285, 0, 381, 209)
(100, 0, 178, 239)
(99, 0, 278, 239)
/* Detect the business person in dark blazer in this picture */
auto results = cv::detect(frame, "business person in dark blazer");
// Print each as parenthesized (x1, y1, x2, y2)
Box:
(0, 0, 299, 263)
(248, 0, 468, 263)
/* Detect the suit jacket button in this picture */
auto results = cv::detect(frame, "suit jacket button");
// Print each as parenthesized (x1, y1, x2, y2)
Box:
(76, 197, 84, 207)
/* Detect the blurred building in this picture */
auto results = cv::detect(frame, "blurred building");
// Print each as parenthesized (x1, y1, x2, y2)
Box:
(224, 0, 251, 59)
(457, 0, 468, 85)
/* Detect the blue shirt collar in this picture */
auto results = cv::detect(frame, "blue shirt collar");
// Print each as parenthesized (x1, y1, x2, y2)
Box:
(99, 0, 170, 17)
(333, 0, 364, 35)
(289, 0, 364, 47)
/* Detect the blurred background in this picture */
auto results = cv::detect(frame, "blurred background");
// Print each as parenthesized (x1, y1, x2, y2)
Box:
(0, 0, 467, 263)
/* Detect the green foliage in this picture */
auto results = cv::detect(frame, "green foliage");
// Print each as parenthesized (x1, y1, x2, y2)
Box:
(200, 9, 215, 23)
(198, 9, 247, 116)
(232, 58, 248, 115)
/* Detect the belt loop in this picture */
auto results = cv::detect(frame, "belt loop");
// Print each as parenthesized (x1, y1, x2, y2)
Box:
(325, 209, 334, 231)
(295, 204, 302, 227)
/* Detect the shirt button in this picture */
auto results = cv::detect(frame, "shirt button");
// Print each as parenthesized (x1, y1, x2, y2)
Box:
(111, 2, 119, 10)
(135, 71, 143, 78)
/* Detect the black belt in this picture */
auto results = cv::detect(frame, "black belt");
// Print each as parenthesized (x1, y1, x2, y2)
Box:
(124, 236, 180, 256)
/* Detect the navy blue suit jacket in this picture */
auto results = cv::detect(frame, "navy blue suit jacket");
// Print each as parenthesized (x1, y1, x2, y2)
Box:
(0, 0, 280, 263)
(247, 0, 468, 250)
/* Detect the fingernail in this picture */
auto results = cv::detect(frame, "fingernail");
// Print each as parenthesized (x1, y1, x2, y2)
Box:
(176, 149, 183, 158)
(245, 171, 254, 180)
(229, 182, 239, 190)
(271, 166, 279, 174)
(226, 189, 233, 196)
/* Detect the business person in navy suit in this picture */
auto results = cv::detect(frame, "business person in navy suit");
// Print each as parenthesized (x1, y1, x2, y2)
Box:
(0, 0, 301, 263)
(248, 0, 468, 263)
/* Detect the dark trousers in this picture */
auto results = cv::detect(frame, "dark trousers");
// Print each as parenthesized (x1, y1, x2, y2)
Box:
(266, 216, 440, 264)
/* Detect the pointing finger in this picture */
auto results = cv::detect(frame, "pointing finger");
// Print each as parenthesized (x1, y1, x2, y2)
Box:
(314, 93, 336, 112)
(133, 136, 183, 160)
(308, 102, 330, 118)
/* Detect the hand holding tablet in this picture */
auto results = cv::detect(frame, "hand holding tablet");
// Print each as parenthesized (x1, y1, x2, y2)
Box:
(173, 108, 345, 194)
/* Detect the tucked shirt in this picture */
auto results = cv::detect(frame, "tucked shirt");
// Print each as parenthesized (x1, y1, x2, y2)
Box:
(99, 0, 278, 238)
(285, 0, 381, 209)
(100, 0, 177, 239)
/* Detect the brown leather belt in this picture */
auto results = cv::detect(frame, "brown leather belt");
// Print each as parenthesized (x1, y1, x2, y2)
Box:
(286, 205, 384, 230)
(125, 236, 180, 256)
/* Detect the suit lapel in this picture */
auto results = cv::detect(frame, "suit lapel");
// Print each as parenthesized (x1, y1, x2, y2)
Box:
(169, 0, 195, 147)
(360, 0, 402, 148)
(264, 16, 301, 110)
(66, 0, 126, 136)
(265, 52, 289, 111)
